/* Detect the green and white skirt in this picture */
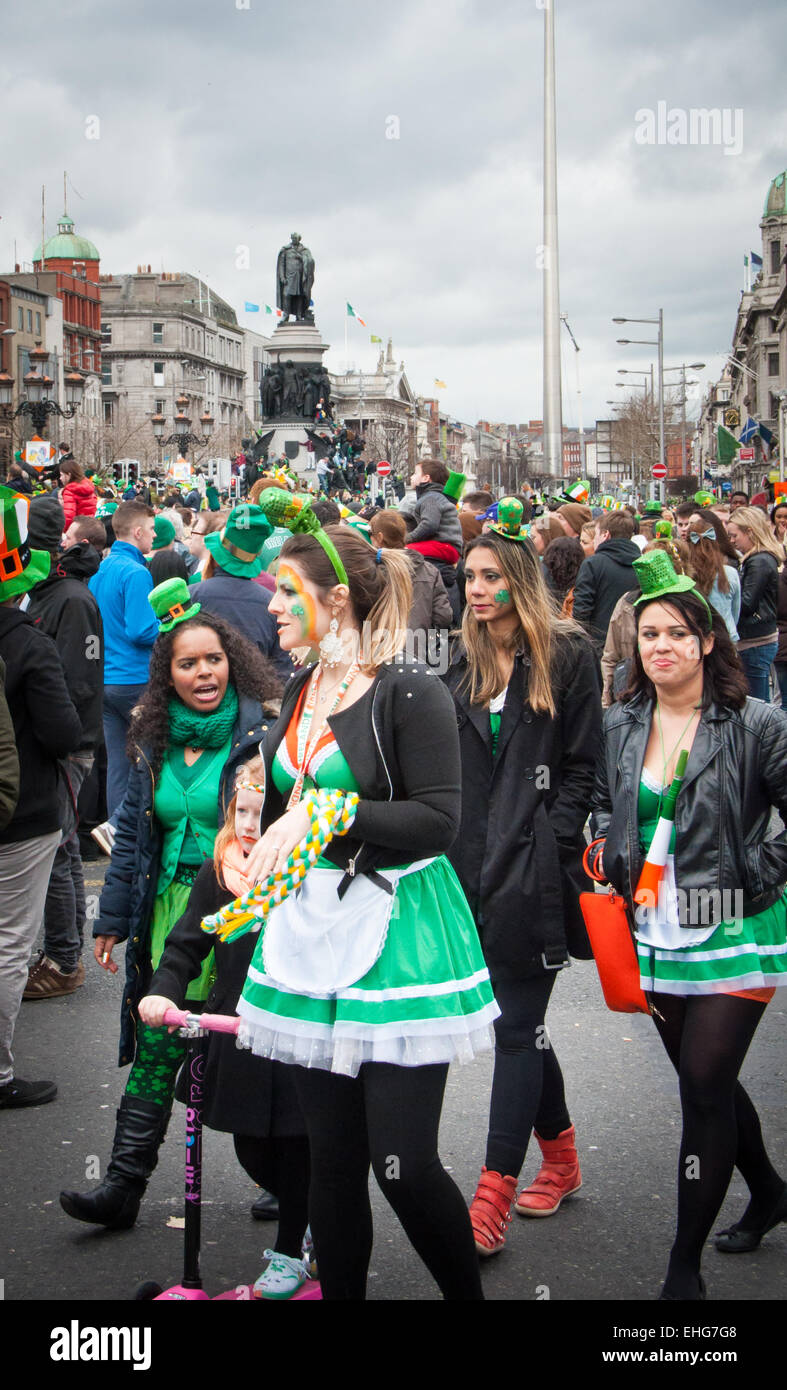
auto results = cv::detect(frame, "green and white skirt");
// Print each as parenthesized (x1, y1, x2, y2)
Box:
(236, 855, 500, 1078)
(636, 888, 787, 996)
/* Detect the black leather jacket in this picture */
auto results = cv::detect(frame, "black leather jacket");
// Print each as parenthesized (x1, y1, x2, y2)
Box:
(591, 692, 787, 925)
(738, 550, 778, 640)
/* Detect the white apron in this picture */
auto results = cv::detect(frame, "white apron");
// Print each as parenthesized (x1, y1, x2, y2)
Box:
(261, 859, 436, 995)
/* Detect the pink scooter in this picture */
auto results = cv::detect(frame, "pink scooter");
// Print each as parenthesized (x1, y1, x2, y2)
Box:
(134, 1008, 320, 1302)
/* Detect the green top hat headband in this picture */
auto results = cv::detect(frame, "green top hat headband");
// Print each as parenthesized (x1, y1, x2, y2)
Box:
(632, 550, 712, 628)
(253, 487, 349, 586)
(443, 471, 466, 504)
(149, 577, 202, 633)
(486, 496, 529, 544)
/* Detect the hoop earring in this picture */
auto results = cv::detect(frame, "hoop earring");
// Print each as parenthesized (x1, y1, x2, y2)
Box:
(319, 613, 344, 667)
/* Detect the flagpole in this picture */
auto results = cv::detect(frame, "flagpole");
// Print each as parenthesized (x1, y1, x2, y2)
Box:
(345, 310, 348, 374)
(543, 0, 564, 477)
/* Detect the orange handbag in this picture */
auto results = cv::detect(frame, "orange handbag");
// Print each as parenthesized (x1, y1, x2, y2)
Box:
(579, 839, 651, 1015)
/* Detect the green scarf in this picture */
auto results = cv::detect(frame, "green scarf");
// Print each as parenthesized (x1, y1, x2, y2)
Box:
(167, 685, 238, 748)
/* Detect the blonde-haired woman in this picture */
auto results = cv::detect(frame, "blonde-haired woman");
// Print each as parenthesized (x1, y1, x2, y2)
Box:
(443, 509, 601, 1256)
(238, 517, 498, 1300)
(727, 508, 784, 700)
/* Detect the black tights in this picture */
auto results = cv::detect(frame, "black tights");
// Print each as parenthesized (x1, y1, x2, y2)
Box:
(651, 991, 781, 1297)
(293, 1062, 483, 1301)
(233, 1134, 311, 1261)
(485, 974, 571, 1176)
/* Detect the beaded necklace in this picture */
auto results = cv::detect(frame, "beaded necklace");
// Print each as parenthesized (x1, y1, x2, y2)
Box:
(287, 662, 360, 809)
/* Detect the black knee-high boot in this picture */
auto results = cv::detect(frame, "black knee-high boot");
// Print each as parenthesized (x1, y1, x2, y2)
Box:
(60, 1096, 172, 1230)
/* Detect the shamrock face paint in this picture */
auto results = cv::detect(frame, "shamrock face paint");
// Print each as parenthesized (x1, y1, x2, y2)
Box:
(494, 589, 511, 605)
(272, 562, 320, 646)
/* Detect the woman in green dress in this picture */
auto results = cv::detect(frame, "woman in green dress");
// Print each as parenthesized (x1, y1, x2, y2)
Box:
(592, 551, 787, 1299)
(60, 578, 281, 1229)
(235, 501, 499, 1299)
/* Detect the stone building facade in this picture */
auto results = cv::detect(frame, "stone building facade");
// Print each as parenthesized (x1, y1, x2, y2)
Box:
(99, 270, 246, 470)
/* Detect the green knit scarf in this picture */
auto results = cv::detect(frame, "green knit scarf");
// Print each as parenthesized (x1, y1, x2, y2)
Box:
(167, 685, 238, 748)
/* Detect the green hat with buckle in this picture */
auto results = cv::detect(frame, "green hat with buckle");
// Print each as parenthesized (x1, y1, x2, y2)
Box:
(149, 577, 202, 633)
(204, 503, 273, 579)
(0, 485, 51, 600)
(632, 549, 712, 626)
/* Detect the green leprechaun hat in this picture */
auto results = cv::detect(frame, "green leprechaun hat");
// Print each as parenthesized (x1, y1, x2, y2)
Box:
(654, 519, 673, 538)
(149, 577, 202, 633)
(694, 490, 715, 507)
(563, 478, 590, 504)
(487, 496, 529, 543)
(643, 499, 663, 515)
(0, 485, 51, 600)
(443, 471, 466, 505)
(204, 503, 274, 579)
(632, 549, 699, 609)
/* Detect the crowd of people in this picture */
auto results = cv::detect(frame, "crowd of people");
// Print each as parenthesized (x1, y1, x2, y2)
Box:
(0, 449, 785, 1303)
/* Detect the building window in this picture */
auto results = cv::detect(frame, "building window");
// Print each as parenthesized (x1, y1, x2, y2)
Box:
(153, 362, 165, 386)
(17, 307, 23, 330)
(771, 241, 781, 275)
(155, 399, 165, 415)
(770, 393, 781, 420)
(768, 352, 780, 376)
(153, 322, 163, 345)
(103, 400, 114, 425)
(35, 312, 41, 334)
(102, 362, 112, 386)
(101, 322, 111, 344)
(27, 309, 32, 332)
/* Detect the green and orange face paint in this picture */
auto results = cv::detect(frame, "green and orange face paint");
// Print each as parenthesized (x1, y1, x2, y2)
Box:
(277, 564, 319, 644)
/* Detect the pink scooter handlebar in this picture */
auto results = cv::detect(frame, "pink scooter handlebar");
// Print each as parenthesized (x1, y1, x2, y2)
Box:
(162, 1008, 241, 1035)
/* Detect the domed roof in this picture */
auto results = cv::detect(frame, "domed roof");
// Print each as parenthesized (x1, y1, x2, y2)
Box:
(764, 171, 787, 218)
(34, 213, 100, 263)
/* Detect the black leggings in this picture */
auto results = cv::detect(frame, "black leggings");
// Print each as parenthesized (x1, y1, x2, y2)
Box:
(485, 973, 572, 1176)
(233, 1134, 310, 1261)
(651, 991, 781, 1296)
(293, 1062, 483, 1301)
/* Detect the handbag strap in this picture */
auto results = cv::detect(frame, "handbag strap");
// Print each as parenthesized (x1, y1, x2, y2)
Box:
(582, 837, 608, 884)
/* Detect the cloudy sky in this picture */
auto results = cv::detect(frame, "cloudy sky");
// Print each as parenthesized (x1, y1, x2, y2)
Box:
(2, 0, 786, 433)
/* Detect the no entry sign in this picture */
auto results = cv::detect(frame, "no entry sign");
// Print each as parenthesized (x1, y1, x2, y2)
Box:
(652, 462, 667, 480)
(377, 460, 391, 477)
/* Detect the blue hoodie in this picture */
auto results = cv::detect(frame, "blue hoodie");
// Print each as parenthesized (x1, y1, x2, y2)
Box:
(88, 541, 160, 683)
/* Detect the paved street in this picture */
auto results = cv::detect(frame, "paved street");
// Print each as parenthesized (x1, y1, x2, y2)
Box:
(1, 860, 784, 1306)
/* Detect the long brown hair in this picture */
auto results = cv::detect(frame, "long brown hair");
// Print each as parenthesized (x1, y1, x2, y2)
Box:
(213, 754, 266, 879)
(279, 525, 412, 673)
(461, 533, 578, 716)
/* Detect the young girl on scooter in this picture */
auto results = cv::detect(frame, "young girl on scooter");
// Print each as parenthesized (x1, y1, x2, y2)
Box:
(138, 754, 313, 1300)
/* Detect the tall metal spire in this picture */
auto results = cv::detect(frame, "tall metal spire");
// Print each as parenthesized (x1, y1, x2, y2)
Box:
(542, 0, 564, 477)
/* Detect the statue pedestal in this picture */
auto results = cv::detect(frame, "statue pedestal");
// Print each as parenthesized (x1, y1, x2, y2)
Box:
(268, 322, 328, 369)
(261, 322, 331, 476)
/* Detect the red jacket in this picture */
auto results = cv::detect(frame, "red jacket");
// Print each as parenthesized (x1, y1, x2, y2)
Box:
(61, 478, 98, 529)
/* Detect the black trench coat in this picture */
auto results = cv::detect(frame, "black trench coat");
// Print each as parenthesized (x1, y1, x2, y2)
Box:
(443, 633, 601, 981)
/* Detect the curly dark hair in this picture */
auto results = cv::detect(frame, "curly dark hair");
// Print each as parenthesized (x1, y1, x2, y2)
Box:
(620, 590, 748, 710)
(127, 612, 283, 778)
(542, 536, 584, 598)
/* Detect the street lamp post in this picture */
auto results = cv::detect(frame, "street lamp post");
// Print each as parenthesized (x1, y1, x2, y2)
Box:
(0, 343, 86, 437)
(614, 311, 664, 500)
(151, 393, 213, 464)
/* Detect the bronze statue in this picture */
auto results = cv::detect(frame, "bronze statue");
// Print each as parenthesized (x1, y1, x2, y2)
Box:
(276, 233, 315, 324)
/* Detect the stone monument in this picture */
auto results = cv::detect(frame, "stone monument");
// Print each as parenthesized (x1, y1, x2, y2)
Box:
(261, 232, 333, 472)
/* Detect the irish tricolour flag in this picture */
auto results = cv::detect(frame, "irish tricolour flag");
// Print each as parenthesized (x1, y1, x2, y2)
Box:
(346, 302, 367, 327)
(634, 749, 688, 907)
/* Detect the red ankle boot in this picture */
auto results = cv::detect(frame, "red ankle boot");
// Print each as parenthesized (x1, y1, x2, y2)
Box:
(515, 1125, 582, 1217)
(469, 1167, 519, 1256)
